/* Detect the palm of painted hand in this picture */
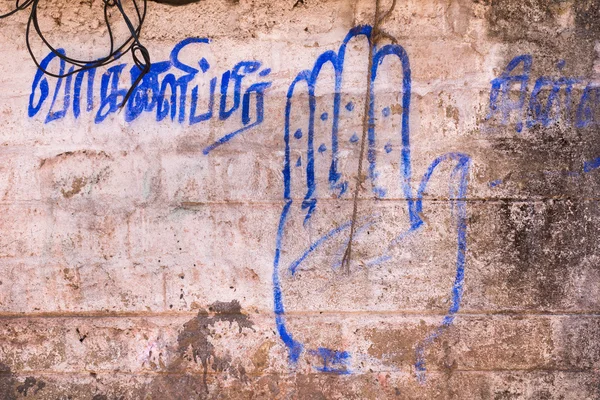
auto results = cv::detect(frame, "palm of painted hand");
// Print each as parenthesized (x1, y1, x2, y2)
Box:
(273, 26, 470, 381)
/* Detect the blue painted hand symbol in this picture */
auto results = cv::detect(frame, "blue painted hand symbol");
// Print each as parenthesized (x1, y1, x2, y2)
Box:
(273, 26, 470, 382)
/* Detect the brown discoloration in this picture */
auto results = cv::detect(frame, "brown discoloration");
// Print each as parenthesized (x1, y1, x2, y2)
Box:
(39, 150, 112, 169)
(477, 26, 600, 311)
(176, 135, 207, 154)
(367, 324, 430, 367)
(176, 300, 253, 388)
(251, 340, 275, 373)
(39, 149, 114, 200)
(144, 374, 207, 399)
(0, 358, 598, 398)
(445, 105, 460, 126)
(390, 103, 403, 115)
(61, 176, 87, 198)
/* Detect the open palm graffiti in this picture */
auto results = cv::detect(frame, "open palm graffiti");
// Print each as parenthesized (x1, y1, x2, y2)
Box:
(272, 26, 470, 382)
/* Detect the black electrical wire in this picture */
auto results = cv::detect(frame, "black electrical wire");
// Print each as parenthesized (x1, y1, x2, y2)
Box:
(0, 0, 34, 19)
(0, 0, 151, 109)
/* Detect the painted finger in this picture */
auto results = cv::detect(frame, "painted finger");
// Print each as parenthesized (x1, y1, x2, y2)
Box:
(369, 43, 413, 202)
(343, 43, 415, 268)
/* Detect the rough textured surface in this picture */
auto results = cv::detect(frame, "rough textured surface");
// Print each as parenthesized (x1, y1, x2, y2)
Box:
(0, 0, 599, 398)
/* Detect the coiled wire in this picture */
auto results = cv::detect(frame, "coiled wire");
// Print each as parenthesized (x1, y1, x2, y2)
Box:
(1, 0, 150, 108)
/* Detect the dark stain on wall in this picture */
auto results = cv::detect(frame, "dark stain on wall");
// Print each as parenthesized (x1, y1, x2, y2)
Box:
(485, 0, 556, 42)
(478, 0, 600, 313)
(16, 376, 46, 396)
(488, 124, 600, 198)
(471, 198, 600, 310)
(145, 299, 254, 397)
(0, 363, 16, 400)
(177, 300, 254, 390)
(573, 0, 600, 38)
(0, 301, 255, 399)
(483, 0, 598, 76)
(0, 365, 46, 399)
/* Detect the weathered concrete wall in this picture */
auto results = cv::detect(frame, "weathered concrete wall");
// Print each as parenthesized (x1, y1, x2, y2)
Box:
(0, 0, 599, 398)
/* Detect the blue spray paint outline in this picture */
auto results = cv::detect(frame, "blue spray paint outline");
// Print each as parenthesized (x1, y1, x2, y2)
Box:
(272, 25, 471, 380)
(584, 157, 600, 173)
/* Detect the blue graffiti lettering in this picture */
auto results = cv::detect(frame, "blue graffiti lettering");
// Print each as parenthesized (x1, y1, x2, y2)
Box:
(487, 54, 532, 132)
(28, 38, 272, 154)
(308, 348, 351, 374)
(576, 84, 600, 128)
(96, 64, 128, 124)
(73, 67, 96, 118)
(486, 55, 600, 131)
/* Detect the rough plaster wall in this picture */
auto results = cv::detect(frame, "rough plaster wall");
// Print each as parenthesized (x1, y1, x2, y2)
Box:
(0, 0, 599, 398)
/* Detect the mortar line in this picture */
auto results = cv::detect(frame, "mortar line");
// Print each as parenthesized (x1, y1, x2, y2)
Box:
(0, 311, 598, 319)
(0, 368, 595, 377)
